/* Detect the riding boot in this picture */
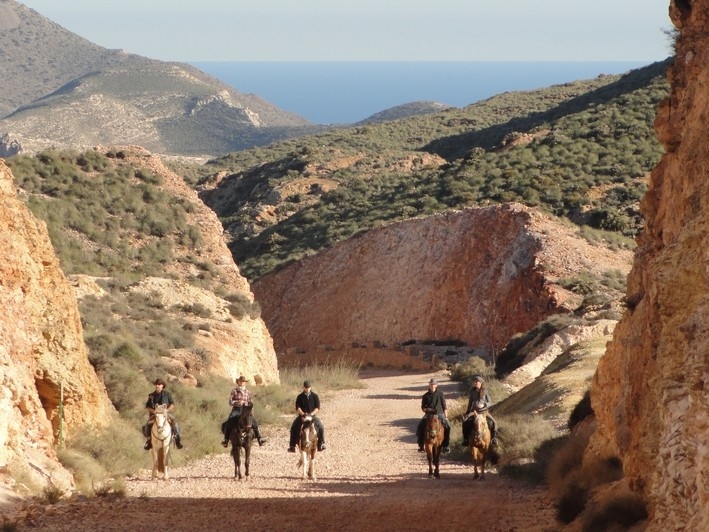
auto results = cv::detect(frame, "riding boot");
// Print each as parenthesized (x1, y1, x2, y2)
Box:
(442, 427, 451, 453)
(144, 439, 152, 451)
(462, 417, 471, 445)
(174, 434, 184, 449)
(416, 418, 424, 451)
(317, 430, 326, 451)
(222, 420, 231, 447)
(254, 428, 267, 446)
(288, 418, 299, 452)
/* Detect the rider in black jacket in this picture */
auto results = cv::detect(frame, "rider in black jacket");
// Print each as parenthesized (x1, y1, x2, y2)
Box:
(416, 378, 451, 453)
(144, 378, 183, 450)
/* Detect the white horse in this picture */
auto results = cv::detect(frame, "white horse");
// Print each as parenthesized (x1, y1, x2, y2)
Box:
(296, 415, 318, 481)
(150, 404, 173, 480)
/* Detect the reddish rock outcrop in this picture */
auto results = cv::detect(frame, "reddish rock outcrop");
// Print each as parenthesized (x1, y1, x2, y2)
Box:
(0, 160, 115, 492)
(253, 203, 631, 355)
(587, 2, 708, 529)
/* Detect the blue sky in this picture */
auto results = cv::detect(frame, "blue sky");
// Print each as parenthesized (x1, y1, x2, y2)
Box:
(20, 0, 673, 62)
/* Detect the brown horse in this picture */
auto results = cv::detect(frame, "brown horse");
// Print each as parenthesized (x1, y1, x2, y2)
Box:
(424, 408, 444, 478)
(468, 410, 491, 479)
(296, 414, 318, 480)
(229, 402, 254, 480)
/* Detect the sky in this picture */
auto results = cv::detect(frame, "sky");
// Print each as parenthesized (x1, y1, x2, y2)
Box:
(19, 0, 673, 63)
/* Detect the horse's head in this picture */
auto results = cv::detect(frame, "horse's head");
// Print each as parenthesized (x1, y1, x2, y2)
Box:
(424, 408, 443, 444)
(238, 402, 254, 430)
(472, 411, 490, 447)
(154, 404, 168, 426)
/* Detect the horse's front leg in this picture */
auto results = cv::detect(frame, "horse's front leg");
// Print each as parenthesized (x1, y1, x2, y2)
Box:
(426, 450, 434, 477)
(244, 445, 250, 479)
(151, 449, 158, 480)
(308, 449, 316, 480)
(301, 450, 309, 480)
(433, 448, 441, 479)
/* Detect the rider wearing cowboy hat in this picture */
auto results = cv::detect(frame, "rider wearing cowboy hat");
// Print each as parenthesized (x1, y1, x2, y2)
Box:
(144, 378, 184, 450)
(221, 375, 267, 447)
(462, 375, 498, 446)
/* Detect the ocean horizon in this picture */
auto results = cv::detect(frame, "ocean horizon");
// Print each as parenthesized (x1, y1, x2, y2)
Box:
(192, 61, 660, 125)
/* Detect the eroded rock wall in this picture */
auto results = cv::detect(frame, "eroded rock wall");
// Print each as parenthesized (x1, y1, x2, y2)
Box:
(0, 160, 115, 490)
(587, 2, 708, 529)
(253, 203, 632, 354)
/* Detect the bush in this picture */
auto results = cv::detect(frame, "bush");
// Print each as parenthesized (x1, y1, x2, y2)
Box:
(582, 494, 647, 531)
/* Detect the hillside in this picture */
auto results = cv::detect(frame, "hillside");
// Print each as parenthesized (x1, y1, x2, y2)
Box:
(0, 0, 323, 157)
(196, 60, 670, 281)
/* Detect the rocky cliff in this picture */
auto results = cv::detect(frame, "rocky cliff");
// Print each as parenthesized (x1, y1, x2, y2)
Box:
(586, 1, 708, 530)
(253, 203, 632, 355)
(0, 160, 115, 494)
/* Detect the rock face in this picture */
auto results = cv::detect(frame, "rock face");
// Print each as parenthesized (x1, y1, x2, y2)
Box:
(0, 160, 115, 491)
(253, 203, 632, 354)
(587, 2, 708, 530)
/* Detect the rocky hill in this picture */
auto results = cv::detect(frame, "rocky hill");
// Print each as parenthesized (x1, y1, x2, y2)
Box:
(1, 147, 280, 500)
(585, 1, 708, 529)
(198, 61, 668, 281)
(253, 203, 631, 355)
(0, 0, 323, 157)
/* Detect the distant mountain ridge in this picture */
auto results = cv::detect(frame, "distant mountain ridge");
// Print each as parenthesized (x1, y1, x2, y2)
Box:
(0, 0, 324, 157)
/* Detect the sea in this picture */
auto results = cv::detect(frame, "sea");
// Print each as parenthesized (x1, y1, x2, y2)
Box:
(191, 61, 657, 125)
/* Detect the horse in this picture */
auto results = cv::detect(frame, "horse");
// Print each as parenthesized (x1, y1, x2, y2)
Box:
(229, 402, 254, 480)
(468, 408, 492, 479)
(150, 404, 173, 480)
(296, 414, 318, 480)
(424, 408, 444, 478)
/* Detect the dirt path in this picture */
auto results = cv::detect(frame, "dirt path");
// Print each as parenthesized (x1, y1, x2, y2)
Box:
(14, 370, 560, 531)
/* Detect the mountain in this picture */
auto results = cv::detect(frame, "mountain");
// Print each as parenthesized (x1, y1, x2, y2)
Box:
(0, 0, 325, 157)
(357, 101, 453, 124)
(196, 60, 670, 281)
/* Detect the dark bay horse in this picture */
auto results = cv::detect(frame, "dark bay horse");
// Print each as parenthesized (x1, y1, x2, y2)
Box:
(468, 409, 491, 479)
(229, 402, 254, 480)
(424, 408, 444, 478)
(296, 414, 318, 480)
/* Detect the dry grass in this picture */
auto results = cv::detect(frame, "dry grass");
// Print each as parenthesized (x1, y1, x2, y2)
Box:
(278, 346, 433, 371)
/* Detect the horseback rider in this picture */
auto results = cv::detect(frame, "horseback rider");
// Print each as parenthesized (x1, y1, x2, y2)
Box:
(416, 378, 451, 453)
(288, 380, 326, 452)
(221, 375, 267, 447)
(144, 378, 183, 450)
(462, 375, 498, 446)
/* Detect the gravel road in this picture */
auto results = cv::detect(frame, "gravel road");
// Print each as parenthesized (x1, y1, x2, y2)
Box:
(12, 369, 560, 531)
